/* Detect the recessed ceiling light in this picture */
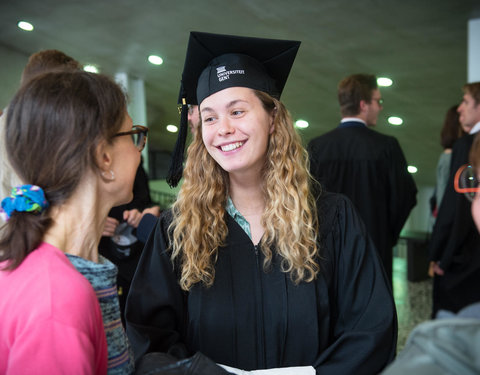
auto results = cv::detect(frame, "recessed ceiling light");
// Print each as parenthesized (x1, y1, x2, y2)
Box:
(17, 21, 34, 31)
(294, 119, 309, 129)
(407, 166, 418, 174)
(388, 116, 403, 126)
(166, 124, 178, 133)
(148, 55, 163, 65)
(377, 77, 393, 87)
(83, 65, 99, 73)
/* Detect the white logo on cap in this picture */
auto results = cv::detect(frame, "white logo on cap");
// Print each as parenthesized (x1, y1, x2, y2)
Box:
(216, 65, 245, 82)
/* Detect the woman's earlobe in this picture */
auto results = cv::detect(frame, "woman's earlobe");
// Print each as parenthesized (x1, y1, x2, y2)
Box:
(101, 170, 115, 181)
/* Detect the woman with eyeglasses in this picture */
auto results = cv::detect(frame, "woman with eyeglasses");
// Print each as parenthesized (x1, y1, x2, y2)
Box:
(429, 82, 480, 318)
(381, 136, 480, 375)
(468, 135, 480, 239)
(0, 71, 147, 374)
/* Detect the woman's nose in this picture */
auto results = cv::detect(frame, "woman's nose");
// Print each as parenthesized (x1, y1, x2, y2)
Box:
(218, 117, 235, 136)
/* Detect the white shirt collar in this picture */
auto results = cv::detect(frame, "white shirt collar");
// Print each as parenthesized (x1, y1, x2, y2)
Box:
(341, 117, 366, 126)
(469, 121, 480, 135)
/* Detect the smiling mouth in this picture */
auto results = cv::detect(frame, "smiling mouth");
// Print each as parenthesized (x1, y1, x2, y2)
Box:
(220, 141, 244, 152)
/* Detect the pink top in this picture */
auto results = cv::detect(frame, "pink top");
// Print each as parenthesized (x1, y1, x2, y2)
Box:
(0, 242, 108, 374)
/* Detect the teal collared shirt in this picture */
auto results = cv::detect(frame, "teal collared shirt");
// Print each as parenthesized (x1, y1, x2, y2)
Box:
(225, 197, 252, 240)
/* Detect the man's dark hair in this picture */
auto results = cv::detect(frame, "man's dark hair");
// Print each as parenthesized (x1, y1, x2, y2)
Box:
(338, 74, 378, 117)
(463, 82, 480, 106)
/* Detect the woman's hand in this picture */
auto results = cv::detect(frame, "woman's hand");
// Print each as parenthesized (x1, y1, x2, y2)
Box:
(102, 216, 119, 237)
(123, 209, 142, 228)
(428, 261, 444, 277)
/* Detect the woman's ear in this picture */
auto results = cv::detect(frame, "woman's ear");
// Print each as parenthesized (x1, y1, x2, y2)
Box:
(269, 107, 276, 134)
(96, 139, 113, 175)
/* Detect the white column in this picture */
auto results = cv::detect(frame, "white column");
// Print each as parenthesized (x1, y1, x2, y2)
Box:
(114, 73, 149, 171)
(129, 78, 149, 170)
(114, 72, 129, 93)
(468, 18, 480, 82)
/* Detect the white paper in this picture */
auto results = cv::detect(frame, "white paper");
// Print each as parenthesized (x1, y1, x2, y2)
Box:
(219, 364, 315, 375)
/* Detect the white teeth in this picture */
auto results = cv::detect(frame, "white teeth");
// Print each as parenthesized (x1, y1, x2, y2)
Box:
(221, 142, 243, 152)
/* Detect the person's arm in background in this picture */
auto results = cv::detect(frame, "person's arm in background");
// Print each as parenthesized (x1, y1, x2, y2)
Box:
(124, 205, 161, 243)
(429, 135, 472, 273)
(102, 216, 120, 237)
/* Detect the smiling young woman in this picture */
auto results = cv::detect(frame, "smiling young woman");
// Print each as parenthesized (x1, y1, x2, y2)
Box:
(126, 32, 397, 375)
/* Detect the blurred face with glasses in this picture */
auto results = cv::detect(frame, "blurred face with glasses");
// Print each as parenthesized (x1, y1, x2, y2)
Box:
(365, 89, 383, 127)
(109, 114, 148, 205)
(457, 92, 480, 133)
(455, 163, 480, 230)
(188, 105, 201, 134)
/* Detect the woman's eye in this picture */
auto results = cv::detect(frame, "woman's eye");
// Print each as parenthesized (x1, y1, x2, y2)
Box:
(232, 110, 244, 116)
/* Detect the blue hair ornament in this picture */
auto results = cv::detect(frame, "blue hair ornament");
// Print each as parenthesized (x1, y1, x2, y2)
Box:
(0, 185, 49, 221)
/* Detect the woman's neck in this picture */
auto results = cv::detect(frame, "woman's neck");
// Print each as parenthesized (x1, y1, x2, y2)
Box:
(229, 173, 264, 215)
(229, 173, 265, 245)
(42, 175, 111, 263)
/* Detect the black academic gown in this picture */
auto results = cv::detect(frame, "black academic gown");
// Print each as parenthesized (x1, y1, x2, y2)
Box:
(429, 134, 480, 315)
(99, 163, 153, 323)
(125, 192, 397, 374)
(307, 121, 418, 284)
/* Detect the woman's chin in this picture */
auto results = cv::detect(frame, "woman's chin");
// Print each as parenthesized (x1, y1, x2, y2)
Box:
(114, 192, 134, 207)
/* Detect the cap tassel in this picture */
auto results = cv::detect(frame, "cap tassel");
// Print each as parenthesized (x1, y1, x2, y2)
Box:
(166, 99, 188, 187)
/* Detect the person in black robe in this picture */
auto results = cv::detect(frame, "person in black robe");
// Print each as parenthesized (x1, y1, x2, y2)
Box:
(100, 161, 160, 324)
(307, 74, 417, 285)
(381, 119, 480, 375)
(126, 32, 397, 374)
(429, 82, 480, 316)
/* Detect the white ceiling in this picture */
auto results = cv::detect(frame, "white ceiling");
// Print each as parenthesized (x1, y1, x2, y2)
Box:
(1, 0, 480, 186)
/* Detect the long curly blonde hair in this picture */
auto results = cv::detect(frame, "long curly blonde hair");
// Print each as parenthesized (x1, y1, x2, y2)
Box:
(170, 90, 319, 291)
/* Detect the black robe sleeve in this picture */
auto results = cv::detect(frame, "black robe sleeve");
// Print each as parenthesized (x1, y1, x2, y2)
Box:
(313, 193, 397, 374)
(125, 211, 190, 363)
(384, 137, 417, 248)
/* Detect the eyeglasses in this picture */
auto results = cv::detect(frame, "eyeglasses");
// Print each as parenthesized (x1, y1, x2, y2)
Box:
(454, 164, 480, 202)
(114, 125, 148, 151)
(372, 98, 384, 105)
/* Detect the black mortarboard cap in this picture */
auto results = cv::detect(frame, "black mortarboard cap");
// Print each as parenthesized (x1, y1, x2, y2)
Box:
(166, 31, 301, 187)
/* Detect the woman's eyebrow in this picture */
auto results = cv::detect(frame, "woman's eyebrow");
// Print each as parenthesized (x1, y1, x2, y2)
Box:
(201, 99, 249, 113)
